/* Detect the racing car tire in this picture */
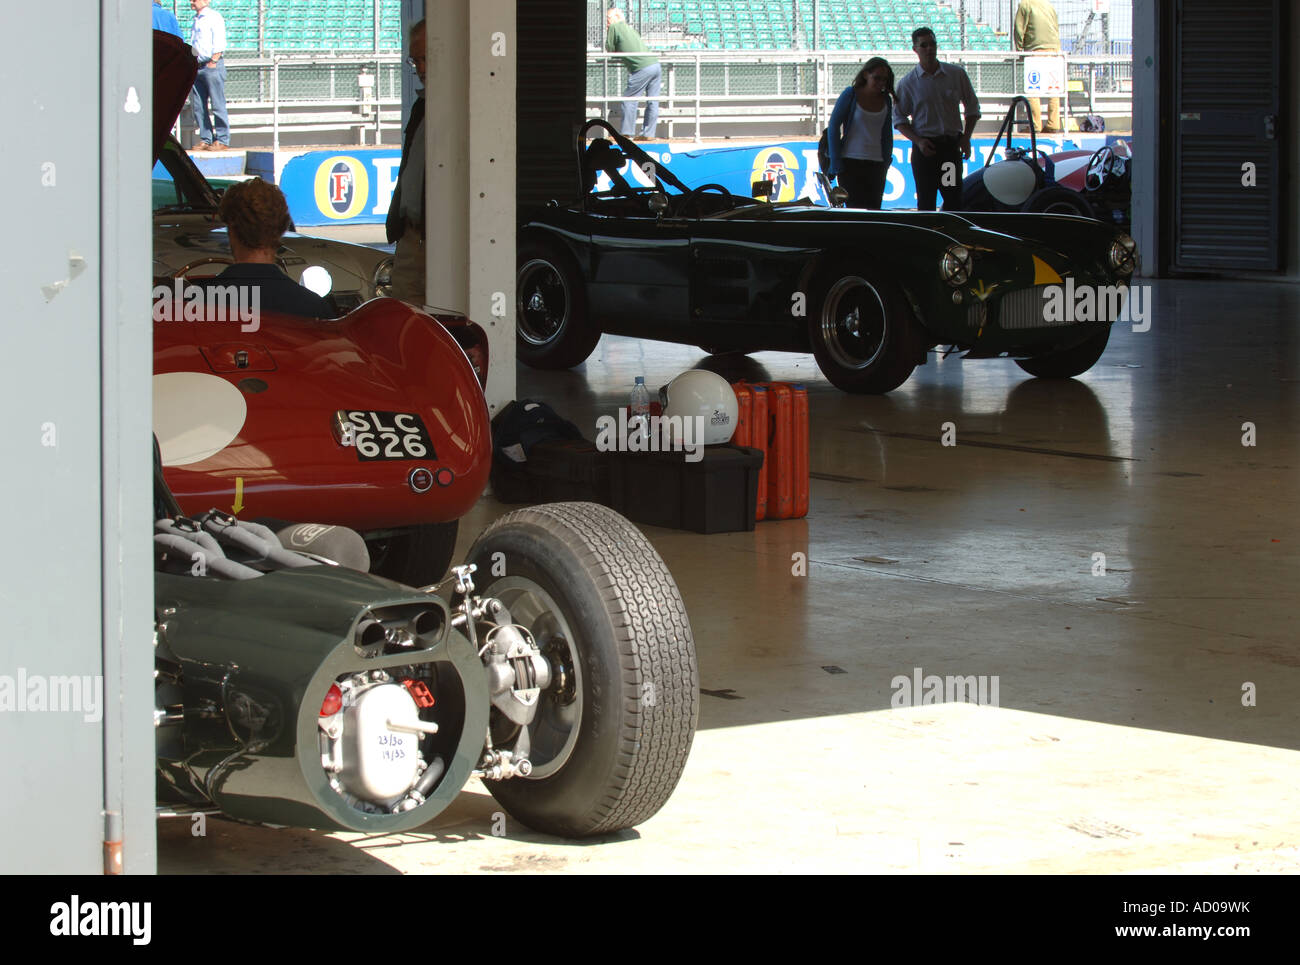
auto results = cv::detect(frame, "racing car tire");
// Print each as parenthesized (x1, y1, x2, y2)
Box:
(466, 502, 698, 836)
(1015, 328, 1111, 379)
(808, 264, 919, 394)
(366, 520, 459, 588)
(1024, 186, 1094, 218)
(516, 241, 600, 370)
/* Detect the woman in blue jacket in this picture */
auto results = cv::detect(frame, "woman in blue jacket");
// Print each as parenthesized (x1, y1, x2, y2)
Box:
(826, 58, 896, 209)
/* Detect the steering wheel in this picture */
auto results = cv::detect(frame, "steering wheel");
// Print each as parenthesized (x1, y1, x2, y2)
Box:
(171, 256, 234, 278)
(678, 183, 735, 217)
(1085, 146, 1115, 192)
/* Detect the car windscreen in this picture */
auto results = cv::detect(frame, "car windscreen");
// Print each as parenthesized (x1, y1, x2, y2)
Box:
(153, 137, 220, 213)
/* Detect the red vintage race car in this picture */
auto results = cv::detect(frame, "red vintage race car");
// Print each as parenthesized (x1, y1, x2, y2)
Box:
(153, 298, 490, 585)
(151, 29, 489, 584)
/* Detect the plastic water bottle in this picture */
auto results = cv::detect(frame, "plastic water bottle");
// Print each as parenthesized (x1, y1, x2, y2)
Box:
(630, 376, 651, 445)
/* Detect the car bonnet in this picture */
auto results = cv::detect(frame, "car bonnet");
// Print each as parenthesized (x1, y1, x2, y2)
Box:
(154, 29, 199, 165)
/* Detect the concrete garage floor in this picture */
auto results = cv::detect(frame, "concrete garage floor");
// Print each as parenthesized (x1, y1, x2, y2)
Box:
(160, 277, 1300, 873)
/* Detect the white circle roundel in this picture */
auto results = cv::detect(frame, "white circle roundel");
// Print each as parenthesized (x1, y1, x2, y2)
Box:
(153, 372, 248, 467)
(983, 159, 1039, 206)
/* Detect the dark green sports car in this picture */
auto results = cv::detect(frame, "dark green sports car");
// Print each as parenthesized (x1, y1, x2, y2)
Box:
(517, 121, 1139, 394)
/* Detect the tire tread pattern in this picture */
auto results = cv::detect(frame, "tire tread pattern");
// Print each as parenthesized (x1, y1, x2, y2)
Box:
(473, 502, 698, 835)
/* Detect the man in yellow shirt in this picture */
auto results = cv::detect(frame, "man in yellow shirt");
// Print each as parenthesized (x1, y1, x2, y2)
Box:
(1014, 0, 1062, 133)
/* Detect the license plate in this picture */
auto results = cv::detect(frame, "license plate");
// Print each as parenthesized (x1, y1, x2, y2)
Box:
(339, 410, 437, 462)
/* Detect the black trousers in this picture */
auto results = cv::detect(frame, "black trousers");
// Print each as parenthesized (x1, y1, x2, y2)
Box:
(910, 134, 963, 211)
(837, 157, 890, 209)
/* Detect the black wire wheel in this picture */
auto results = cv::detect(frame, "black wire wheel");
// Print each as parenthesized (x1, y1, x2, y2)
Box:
(515, 240, 600, 369)
(808, 265, 919, 394)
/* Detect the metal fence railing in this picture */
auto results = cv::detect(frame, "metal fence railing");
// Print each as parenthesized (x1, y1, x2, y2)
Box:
(166, 2, 1133, 148)
(175, 54, 406, 151)
(589, 49, 1132, 139)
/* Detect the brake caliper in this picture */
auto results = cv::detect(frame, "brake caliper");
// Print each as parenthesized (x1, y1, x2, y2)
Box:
(445, 564, 552, 780)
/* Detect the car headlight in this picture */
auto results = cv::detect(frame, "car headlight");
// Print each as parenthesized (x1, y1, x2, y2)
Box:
(372, 256, 394, 297)
(301, 265, 334, 296)
(1108, 234, 1138, 276)
(940, 245, 972, 286)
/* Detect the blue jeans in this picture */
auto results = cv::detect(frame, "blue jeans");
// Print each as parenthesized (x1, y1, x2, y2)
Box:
(191, 61, 229, 146)
(619, 62, 661, 138)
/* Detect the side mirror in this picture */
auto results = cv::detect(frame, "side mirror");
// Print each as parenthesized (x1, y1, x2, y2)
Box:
(828, 185, 850, 208)
(751, 179, 775, 201)
(647, 192, 669, 217)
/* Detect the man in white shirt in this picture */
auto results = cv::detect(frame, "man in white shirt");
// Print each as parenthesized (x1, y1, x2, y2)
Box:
(893, 26, 981, 210)
(188, 0, 228, 150)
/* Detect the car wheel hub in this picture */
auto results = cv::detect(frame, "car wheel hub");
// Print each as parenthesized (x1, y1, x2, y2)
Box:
(481, 576, 583, 779)
(517, 259, 568, 346)
(822, 275, 887, 370)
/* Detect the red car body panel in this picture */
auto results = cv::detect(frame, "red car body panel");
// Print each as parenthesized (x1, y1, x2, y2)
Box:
(155, 298, 492, 530)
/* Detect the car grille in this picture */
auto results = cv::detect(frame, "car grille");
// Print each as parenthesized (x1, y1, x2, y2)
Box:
(965, 283, 1129, 333)
(997, 284, 1094, 330)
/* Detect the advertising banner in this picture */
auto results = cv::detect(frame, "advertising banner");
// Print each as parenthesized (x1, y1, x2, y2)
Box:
(598, 134, 1119, 208)
(271, 135, 1124, 225)
(278, 149, 403, 226)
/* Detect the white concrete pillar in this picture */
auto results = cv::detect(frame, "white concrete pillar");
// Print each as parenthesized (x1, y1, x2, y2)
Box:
(1130, 2, 1158, 278)
(425, 0, 517, 414)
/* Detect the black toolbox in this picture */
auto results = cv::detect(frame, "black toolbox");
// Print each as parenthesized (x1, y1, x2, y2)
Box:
(494, 438, 612, 504)
(608, 444, 763, 534)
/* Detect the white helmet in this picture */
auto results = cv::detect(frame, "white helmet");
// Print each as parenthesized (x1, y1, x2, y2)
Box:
(661, 369, 738, 445)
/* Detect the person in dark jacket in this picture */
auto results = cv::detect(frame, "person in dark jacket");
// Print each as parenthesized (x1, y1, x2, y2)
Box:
(199, 178, 333, 320)
(385, 18, 428, 304)
(825, 58, 896, 209)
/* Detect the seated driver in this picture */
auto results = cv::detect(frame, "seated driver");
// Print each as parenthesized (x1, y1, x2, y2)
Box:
(201, 178, 333, 320)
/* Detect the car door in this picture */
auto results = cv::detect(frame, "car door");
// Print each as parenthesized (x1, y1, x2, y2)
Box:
(586, 209, 693, 338)
(688, 213, 812, 352)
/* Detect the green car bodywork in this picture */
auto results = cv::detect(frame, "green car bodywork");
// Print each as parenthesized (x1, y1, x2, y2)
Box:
(516, 121, 1138, 393)
(155, 565, 488, 833)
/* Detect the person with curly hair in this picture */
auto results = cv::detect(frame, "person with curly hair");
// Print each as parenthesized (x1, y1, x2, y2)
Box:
(199, 178, 333, 319)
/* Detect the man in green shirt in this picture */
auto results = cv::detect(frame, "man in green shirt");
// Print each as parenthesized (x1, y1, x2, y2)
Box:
(606, 7, 661, 140)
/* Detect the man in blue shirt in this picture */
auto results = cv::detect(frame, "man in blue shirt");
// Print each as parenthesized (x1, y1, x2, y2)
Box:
(188, 0, 229, 150)
(152, 1, 183, 39)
